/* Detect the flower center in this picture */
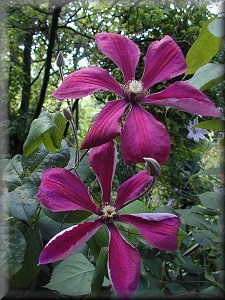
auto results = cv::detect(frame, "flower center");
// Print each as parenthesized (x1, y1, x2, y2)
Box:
(128, 80, 143, 93)
(101, 204, 117, 223)
(124, 80, 147, 103)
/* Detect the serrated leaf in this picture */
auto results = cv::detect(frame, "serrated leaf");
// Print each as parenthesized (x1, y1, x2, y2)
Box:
(2, 179, 38, 222)
(187, 63, 225, 91)
(185, 18, 223, 74)
(194, 120, 225, 131)
(199, 191, 223, 211)
(45, 252, 95, 296)
(23, 111, 66, 157)
(208, 17, 225, 38)
(0, 224, 27, 278)
(2, 155, 24, 191)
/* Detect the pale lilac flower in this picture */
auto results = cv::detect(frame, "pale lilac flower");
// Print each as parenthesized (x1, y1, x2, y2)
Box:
(37, 141, 180, 298)
(187, 118, 209, 142)
(53, 33, 221, 165)
(167, 199, 173, 207)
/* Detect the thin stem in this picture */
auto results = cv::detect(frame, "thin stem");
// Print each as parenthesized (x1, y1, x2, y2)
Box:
(70, 119, 80, 168)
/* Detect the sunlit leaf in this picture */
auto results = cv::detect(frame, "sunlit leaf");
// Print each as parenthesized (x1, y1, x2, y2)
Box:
(23, 111, 66, 157)
(187, 63, 225, 91)
(194, 120, 225, 131)
(185, 18, 223, 74)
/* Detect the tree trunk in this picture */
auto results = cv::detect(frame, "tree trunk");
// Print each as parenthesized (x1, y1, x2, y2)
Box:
(20, 31, 33, 114)
(32, 6, 62, 120)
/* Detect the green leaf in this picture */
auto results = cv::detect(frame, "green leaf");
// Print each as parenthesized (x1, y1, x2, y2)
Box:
(199, 191, 223, 211)
(22, 140, 70, 185)
(119, 200, 150, 214)
(23, 111, 66, 157)
(45, 252, 95, 296)
(2, 155, 24, 191)
(88, 225, 108, 262)
(3, 179, 38, 222)
(90, 247, 108, 298)
(66, 148, 91, 181)
(208, 17, 225, 38)
(192, 229, 216, 246)
(143, 256, 162, 278)
(177, 228, 186, 247)
(185, 18, 223, 74)
(38, 215, 73, 241)
(43, 208, 91, 224)
(166, 283, 188, 295)
(194, 120, 225, 131)
(0, 223, 27, 278)
(194, 167, 224, 176)
(10, 228, 42, 288)
(186, 63, 225, 91)
(176, 209, 212, 229)
(201, 286, 224, 298)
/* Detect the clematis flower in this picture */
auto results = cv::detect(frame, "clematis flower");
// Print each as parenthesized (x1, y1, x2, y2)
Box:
(187, 118, 209, 142)
(53, 33, 222, 164)
(37, 141, 180, 298)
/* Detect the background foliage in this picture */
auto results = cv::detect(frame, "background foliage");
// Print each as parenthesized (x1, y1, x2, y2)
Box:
(0, 0, 224, 298)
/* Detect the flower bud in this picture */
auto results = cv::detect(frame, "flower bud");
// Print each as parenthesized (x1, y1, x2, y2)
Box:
(56, 51, 64, 68)
(143, 157, 161, 177)
(63, 109, 73, 121)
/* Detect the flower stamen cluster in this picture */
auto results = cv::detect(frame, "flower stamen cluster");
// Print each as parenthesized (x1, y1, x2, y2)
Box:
(101, 204, 117, 223)
(124, 80, 148, 103)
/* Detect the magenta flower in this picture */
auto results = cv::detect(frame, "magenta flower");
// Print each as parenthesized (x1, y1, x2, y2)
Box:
(37, 141, 180, 298)
(53, 33, 222, 164)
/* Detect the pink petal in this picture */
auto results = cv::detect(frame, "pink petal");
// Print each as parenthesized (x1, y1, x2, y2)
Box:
(141, 81, 223, 116)
(108, 224, 140, 298)
(115, 170, 153, 210)
(37, 168, 100, 214)
(121, 104, 171, 164)
(96, 33, 140, 83)
(117, 213, 180, 251)
(141, 35, 187, 89)
(39, 219, 102, 264)
(89, 141, 116, 205)
(53, 66, 124, 99)
(80, 99, 129, 150)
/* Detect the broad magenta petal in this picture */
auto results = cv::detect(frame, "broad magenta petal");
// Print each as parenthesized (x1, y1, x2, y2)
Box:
(39, 219, 102, 264)
(37, 168, 100, 214)
(80, 99, 129, 149)
(115, 170, 153, 210)
(89, 141, 116, 205)
(141, 35, 187, 89)
(96, 33, 140, 83)
(117, 213, 180, 251)
(53, 66, 124, 99)
(121, 104, 171, 164)
(141, 81, 223, 116)
(108, 224, 140, 298)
